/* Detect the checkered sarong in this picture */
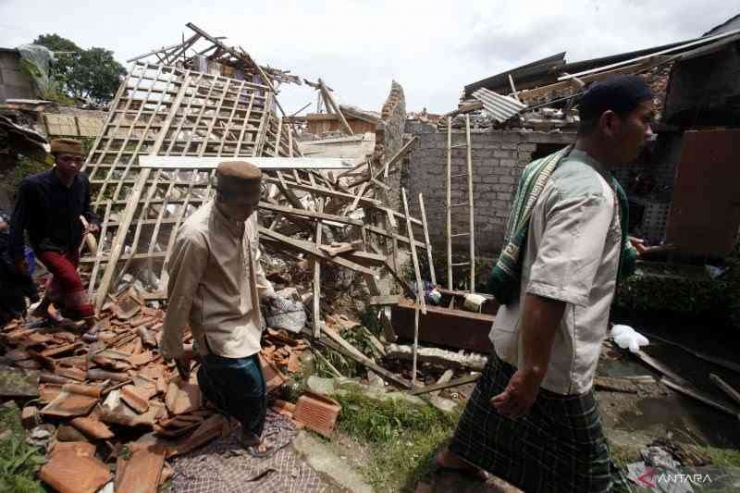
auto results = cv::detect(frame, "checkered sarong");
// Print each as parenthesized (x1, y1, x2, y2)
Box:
(449, 353, 614, 493)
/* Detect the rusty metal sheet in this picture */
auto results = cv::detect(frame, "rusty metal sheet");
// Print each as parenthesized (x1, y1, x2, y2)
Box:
(666, 129, 740, 257)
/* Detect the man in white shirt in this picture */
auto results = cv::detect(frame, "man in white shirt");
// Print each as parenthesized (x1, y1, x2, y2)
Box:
(161, 160, 277, 453)
(437, 75, 656, 492)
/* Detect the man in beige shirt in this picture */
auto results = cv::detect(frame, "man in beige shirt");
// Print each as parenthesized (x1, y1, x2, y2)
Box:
(161, 160, 277, 453)
(438, 75, 656, 492)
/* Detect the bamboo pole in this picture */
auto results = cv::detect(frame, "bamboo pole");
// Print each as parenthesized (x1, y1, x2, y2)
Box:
(418, 193, 436, 285)
(465, 114, 475, 292)
(446, 116, 453, 290)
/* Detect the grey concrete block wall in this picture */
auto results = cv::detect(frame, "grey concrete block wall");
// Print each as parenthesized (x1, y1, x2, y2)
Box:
(0, 51, 36, 101)
(406, 128, 574, 257)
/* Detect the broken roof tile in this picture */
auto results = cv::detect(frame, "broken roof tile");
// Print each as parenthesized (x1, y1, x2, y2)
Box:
(116, 443, 166, 493)
(40, 441, 112, 493)
(70, 416, 115, 440)
(165, 376, 202, 415)
(40, 383, 101, 418)
(121, 385, 150, 414)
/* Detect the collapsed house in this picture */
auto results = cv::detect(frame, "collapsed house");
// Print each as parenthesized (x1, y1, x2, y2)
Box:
(1, 14, 740, 492)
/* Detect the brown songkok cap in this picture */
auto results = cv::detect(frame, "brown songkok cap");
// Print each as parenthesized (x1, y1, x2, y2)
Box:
(50, 138, 85, 156)
(216, 161, 262, 196)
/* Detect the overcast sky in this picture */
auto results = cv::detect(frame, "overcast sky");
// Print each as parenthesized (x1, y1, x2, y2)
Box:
(1, 0, 737, 114)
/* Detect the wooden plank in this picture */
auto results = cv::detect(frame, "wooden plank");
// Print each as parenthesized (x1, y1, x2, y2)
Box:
(663, 379, 740, 420)
(418, 193, 436, 286)
(320, 329, 411, 389)
(445, 117, 453, 290)
(709, 373, 740, 407)
(259, 227, 375, 275)
(313, 199, 324, 339)
(408, 374, 481, 396)
(369, 295, 402, 306)
(401, 187, 427, 387)
(466, 114, 475, 292)
(318, 78, 353, 136)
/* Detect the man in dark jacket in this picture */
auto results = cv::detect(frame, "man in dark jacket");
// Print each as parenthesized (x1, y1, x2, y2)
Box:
(9, 138, 99, 335)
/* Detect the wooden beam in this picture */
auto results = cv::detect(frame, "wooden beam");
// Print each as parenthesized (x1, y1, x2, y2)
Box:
(320, 329, 411, 389)
(662, 379, 740, 420)
(465, 114, 475, 292)
(259, 227, 375, 276)
(418, 193, 436, 286)
(408, 374, 481, 396)
(318, 78, 353, 136)
(445, 117, 453, 290)
(709, 373, 740, 407)
(313, 199, 324, 339)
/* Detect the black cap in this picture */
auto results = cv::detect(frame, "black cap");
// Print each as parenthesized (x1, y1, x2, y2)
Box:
(578, 75, 653, 121)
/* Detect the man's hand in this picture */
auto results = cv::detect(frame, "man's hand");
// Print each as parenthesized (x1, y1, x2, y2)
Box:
(174, 344, 195, 380)
(87, 223, 100, 234)
(490, 367, 543, 419)
(629, 236, 675, 259)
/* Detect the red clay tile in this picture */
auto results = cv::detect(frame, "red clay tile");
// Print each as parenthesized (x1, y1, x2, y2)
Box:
(165, 376, 202, 415)
(40, 441, 112, 493)
(116, 443, 166, 493)
(121, 385, 150, 414)
(293, 391, 341, 437)
(70, 416, 115, 440)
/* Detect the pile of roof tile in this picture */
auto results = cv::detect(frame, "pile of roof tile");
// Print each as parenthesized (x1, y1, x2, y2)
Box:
(0, 284, 315, 492)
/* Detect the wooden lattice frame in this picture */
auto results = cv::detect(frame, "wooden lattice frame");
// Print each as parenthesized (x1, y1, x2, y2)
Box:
(82, 62, 299, 309)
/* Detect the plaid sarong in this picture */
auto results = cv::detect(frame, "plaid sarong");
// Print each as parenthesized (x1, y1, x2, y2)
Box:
(449, 353, 614, 493)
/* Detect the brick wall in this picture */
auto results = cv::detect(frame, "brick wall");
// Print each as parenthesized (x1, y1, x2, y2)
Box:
(406, 128, 574, 257)
(374, 81, 406, 210)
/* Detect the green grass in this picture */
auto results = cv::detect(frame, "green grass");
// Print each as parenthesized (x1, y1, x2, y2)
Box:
(334, 390, 460, 492)
(0, 403, 46, 493)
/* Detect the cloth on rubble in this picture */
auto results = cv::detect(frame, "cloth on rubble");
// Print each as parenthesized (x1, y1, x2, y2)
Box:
(36, 250, 93, 319)
(8, 169, 99, 259)
(262, 295, 306, 334)
(448, 352, 626, 493)
(485, 146, 637, 305)
(171, 411, 318, 493)
(610, 324, 649, 353)
(161, 200, 275, 361)
(198, 352, 267, 440)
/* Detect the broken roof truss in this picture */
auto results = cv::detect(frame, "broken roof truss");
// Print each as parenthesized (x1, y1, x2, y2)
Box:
(82, 31, 429, 316)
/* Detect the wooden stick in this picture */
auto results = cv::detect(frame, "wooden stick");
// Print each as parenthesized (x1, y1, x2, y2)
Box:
(409, 374, 481, 396)
(640, 330, 740, 374)
(709, 373, 740, 407)
(318, 78, 353, 136)
(313, 199, 324, 339)
(446, 116, 453, 290)
(320, 329, 411, 389)
(633, 349, 690, 387)
(401, 189, 427, 317)
(418, 193, 436, 285)
(465, 114, 475, 292)
(662, 378, 740, 420)
(402, 187, 427, 387)
(259, 227, 375, 275)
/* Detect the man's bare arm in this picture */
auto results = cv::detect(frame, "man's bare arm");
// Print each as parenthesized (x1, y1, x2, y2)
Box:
(491, 293, 565, 418)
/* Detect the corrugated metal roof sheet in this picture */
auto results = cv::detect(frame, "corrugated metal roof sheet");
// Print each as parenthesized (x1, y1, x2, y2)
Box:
(471, 88, 528, 123)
